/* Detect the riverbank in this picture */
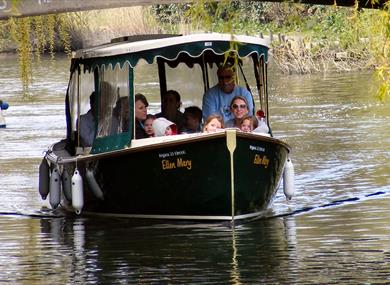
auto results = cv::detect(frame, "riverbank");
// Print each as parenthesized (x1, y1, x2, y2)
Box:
(0, 3, 384, 89)
(0, 31, 373, 76)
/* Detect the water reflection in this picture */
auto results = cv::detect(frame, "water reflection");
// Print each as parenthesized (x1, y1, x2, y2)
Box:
(34, 203, 390, 284)
(37, 216, 297, 284)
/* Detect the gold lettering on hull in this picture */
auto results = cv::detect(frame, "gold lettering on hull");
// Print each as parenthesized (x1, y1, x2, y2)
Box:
(177, 158, 192, 170)
(253, 154, 269, 168)
(161, 158, 192, 170)
(162, 159, 176, 170)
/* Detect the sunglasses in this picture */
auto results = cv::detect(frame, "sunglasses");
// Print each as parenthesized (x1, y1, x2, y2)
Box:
(218, 75, 233, 80)
(232, 104, 247, 109)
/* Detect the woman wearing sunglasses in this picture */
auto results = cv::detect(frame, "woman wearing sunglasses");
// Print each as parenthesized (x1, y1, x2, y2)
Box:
(202, 63, 254, 123)
(225, 96, 249, 128)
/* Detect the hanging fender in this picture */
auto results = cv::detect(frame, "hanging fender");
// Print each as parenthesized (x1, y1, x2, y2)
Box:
(49, 166, 61, 209)
(38, 158, 50, 200)
(85, 168, 104, 200)
(61, 168, 72, 202)
(283, 158, 295, 200)
(71, 169, 84, 214)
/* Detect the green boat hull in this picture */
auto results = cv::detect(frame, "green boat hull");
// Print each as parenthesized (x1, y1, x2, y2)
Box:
(77, 133, 289, 220)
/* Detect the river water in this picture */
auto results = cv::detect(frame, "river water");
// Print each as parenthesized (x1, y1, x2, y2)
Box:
(0, 55, 389, 284)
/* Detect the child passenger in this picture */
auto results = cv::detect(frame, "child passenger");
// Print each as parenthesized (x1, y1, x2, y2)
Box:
(203, 114, 224, 133)
(144, 114, 155, 137)
(152, 117, 177, 137)
(239, 115, 258, 133)
(183, 106, 202, 133)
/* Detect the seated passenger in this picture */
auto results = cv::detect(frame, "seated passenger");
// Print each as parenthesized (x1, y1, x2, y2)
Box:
(135, 93, 149, 139)
(239, 115, 258, 133)
(202, 62, 254, 122)
(252, 110, 270, 134)
(111, 96, 129, 134)
(152, 117, 177, 137)
(79, 92, 97, 147)
(183, 106, 202, 133)
(156, 90, 185, 133)
(225, 96, 250, 128)
(203, 114, 224, 133)
(144, 114, 155, 137)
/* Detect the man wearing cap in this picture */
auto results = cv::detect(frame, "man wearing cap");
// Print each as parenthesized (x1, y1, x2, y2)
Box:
(202, 63, 254, 123)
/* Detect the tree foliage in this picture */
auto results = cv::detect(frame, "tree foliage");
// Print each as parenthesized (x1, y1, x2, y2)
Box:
(1, 1, 390, 100)
(151, 1, 390, 100)
(6, 14, 72, 95)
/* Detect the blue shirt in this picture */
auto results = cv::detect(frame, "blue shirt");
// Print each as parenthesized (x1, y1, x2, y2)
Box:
(202, 85, 254, 123)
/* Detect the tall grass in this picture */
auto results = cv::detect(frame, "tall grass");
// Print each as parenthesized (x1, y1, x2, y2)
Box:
(64, 6, 160, 49)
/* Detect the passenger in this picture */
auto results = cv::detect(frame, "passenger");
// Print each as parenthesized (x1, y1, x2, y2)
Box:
(144, 114, 155, 137)
(79, 91, 97, 147)
(156, 90, 185, 133)
(239, 115, 258, 133)
(135, 93, 149, 139)
(152, 117, 177, 136)
(111, 96, 129, 134)
(225, 96, 249, 128)
(203, 114, 224, 133)
(183, 106, 202, 133)
(0, 100, 9, 110)
(202, 63, 254, 123)
(0, 99, 8, 128)
(252, 110, 270, 134)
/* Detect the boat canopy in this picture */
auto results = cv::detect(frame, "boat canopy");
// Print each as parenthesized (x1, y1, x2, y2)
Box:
(72, 33, 270, 72)
(67, 33, 271, 154)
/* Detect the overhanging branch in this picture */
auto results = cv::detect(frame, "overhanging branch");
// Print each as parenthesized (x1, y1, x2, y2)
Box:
(0, 0, 386, 20)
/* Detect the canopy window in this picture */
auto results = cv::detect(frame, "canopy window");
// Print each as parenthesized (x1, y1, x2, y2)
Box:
(96, 63, 130, 139)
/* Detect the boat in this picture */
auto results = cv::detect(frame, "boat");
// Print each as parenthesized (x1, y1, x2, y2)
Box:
(39, 33, 294, 221)
(0, 100, 9, 128)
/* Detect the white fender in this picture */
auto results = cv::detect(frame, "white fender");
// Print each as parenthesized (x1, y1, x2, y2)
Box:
(61, 168, 72, 202)
(283, 158, 295, 200)
(71, 169, 84, 214)
(38, 158, 50, 200)
(49, 166, 61, 209)
(85, 168, 104, 200)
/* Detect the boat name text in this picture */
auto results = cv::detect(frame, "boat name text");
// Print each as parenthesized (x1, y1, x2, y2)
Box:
(249, 145, 265, 152)
(161, 158, 192, 170)
(254, 154, 269, 168)
(158, 150, 186, 158)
